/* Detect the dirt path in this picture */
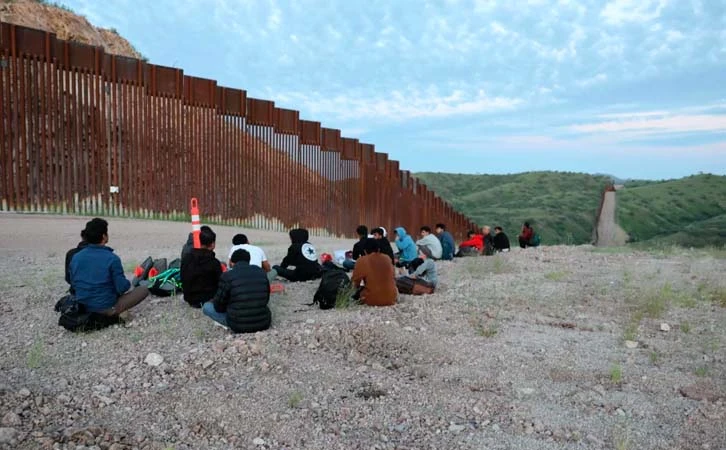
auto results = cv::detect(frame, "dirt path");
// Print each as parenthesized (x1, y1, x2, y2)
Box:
(595, 191, 628, 246)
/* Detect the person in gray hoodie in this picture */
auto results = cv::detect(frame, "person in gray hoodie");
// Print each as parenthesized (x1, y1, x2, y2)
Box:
(415, 226, 443, 260)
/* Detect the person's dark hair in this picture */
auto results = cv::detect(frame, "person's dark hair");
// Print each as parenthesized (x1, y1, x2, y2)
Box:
(467, 229, 476, 237)
(200, 227, 216, 246)
(83, 218, 108, 244)
(200, 225, 212, 233)
(494, 226, 503, 232)
(356, 225, 368, 238)
(524, 222, 530, 228)
(232, 233, 248, 245)
(435, 223, 446, 230)
(231, 248, 251, 263)
(420, 226, 432, 233)
(371, 227, 384, 236)
(80, 229, 87, 241)
(363, 238, 379, 254)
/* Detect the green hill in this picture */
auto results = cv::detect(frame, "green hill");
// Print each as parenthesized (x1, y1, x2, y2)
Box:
(415, 171, 611, 245)
(416, 171, 726, 247)
(616, 174, 726, 246)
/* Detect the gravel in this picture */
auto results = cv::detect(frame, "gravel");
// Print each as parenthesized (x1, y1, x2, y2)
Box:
(0, 214, 725, 450)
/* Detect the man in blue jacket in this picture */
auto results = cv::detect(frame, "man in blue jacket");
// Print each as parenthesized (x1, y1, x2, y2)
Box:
(435, 223, 456, 261)
(70, 218, 149, 315)
(393, 227, 417, 269)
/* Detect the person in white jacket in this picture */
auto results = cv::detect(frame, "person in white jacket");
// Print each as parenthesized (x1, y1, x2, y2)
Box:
(415, 226, 443, 260)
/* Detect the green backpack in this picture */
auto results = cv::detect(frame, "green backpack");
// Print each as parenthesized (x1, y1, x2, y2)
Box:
(530, 233, 541, 247)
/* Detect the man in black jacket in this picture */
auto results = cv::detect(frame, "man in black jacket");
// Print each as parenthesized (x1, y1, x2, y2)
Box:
(371, 227, 395, 264)
(203, 249, 271, 333)
(180, 227, 222, 308)
(492, 226, 511, 252)
(342, 225, 368, 271)
(272, 228, 323, 282)
(65, 229, 88, 294)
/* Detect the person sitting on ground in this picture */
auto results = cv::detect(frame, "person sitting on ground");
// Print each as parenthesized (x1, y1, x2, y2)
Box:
(69, 218, 149, 315)
(482, 226, 495, 256)
(416, 226, 443, 260)
(435, 223, 455, 261)
(371, 227, 395, 263)
(65, 229, 88, 294)
(351, 238, 398, 307)
(492, 226, 511, 252)
(202, 249, 271, 333)
(273, 228, 323, 282)
(403, 246, 438, 292)
(343, 225, 369, 271)
(518, 222, 540, 248)
(180, 227, 223, 308)
(227, 233, 276, 282)
(393, 227, 418, 269)
(455, 230, 484, 257)
(181, 225, 213, 260)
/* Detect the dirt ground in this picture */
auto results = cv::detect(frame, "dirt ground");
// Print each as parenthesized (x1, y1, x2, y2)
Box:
(0, 214, 724, 450)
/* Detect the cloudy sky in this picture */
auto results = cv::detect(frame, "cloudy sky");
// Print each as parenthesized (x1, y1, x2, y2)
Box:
(67, 0, 726, 179)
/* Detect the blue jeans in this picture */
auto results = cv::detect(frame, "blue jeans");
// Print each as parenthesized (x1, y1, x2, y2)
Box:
(202, 301, 228, 327)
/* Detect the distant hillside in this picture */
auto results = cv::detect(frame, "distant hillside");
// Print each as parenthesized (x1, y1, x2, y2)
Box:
(415, 171, 611, 245)
(0, 0, 143, 59)
(616, 174, 726, 247)
(416, 171, 726, 248)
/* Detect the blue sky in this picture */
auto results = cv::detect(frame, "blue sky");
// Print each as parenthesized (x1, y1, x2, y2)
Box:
(67, 0, 726, 179)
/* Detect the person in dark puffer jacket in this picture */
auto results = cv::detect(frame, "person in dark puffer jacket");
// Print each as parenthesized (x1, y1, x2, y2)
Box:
(180, 227, 222, 308)
(272, 228, 323, 282)
(203, 249, 271, 333)
(65, 229, 89, 294)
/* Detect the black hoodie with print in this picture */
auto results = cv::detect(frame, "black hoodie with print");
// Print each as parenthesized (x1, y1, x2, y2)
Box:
(276, 228, 322, 281)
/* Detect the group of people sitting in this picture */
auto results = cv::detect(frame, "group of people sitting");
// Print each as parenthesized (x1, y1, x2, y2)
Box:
(63, 217, 541, 335)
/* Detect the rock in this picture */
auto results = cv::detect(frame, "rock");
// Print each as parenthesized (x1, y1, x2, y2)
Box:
(201, 360, 214, 370)
(1, 413, 21, 427)
(680, 382, 723, 402)
(492, 424, 500, 432)
(252, 437, 265, 445)
(518, 388, 536, 396)
(18, 388, 31, 398)
(348, 349, 366, 364)
(144, 353, 164, 367)
(0, 427, 17, 444)
(95, 395, 115, 405)
(586, 434, 604, 446)
(92, 385, 112, 395)
(624, 340, 638, 349)
(660, 323, 670, 332)
(448, 423, 465, 433)
(212, 342, 227, 353)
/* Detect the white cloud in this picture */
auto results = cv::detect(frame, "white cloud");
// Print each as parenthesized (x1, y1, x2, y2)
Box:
(576, 73, 608, 87)
(272, 87, 523, 122)
(571, 114, 726, 135)
(600, 0, 669, 25)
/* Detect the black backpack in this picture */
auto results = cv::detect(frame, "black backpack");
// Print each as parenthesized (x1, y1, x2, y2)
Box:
(312, 266, 351, 309)
(54, 294, 121, 332)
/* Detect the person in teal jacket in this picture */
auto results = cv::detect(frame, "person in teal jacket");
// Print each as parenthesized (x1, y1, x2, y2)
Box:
(393, 227, 417, 268)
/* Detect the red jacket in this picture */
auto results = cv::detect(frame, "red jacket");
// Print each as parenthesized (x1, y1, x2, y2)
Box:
(519, 227, 533, 241)
(460, 234, 484, 251)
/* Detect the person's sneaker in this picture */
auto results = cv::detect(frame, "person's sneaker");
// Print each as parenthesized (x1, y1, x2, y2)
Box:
(212, 321, 229, 331)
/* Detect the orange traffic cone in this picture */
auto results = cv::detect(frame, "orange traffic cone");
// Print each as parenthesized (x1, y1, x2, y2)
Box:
(190, 197, 201, 249)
